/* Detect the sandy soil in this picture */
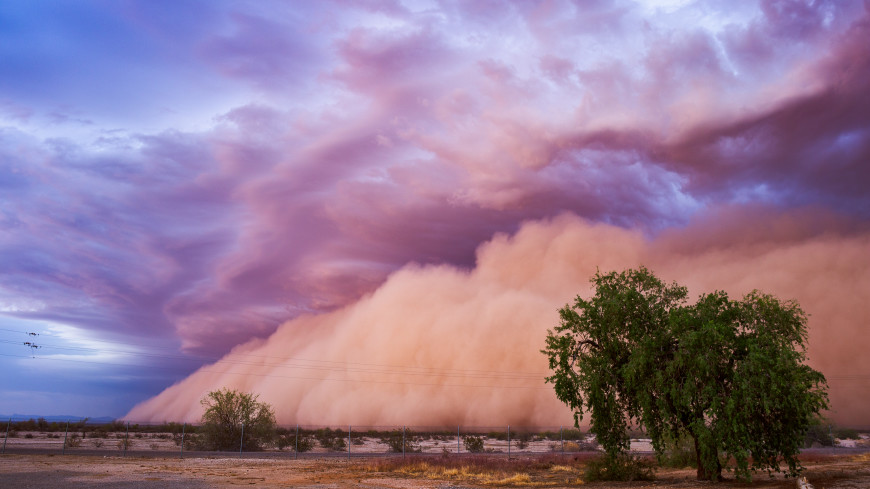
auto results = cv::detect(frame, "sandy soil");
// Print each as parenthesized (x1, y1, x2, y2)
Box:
(2, 452, 870, 489)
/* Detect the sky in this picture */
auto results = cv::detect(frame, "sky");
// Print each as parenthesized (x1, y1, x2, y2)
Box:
(1, 0, 868, 427)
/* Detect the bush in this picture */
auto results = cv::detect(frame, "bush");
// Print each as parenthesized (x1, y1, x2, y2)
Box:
(93, 439, 103, 448)
(66, 435, 82, 448)
(513, 432, 531, 449)
(181, 433, 200, 451)
(314, 428, 347, 451)
(276, 433, 313, 452)
(583, 454, 655, 482)
(657, 435, 696, 468)
(834, 427, 860, 440)
(804, 420, 834, 447)
(24, 433, 34, 439)
(199, 388, 277, 451)
(487, 431, 507, 441)
(117, 438, 132, 450)
(562, 429, 584, 441)
(380, 429, 420, 453)
(463, 435, 485, 453)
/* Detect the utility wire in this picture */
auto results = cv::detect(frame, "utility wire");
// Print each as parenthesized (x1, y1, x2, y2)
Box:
(0, 353, 549, 390)
(0, 333, 547, 380)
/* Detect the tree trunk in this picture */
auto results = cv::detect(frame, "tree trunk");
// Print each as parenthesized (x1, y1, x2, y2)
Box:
(693, 435, 722, 481)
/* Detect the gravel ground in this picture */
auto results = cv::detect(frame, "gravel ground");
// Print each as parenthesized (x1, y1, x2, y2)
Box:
(2, 452, 869, 489)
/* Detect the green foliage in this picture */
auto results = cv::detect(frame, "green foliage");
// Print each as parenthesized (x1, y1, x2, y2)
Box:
(199, 388, 277, 451)
(66, 434, 82, 448)
(657, 434, 696, 469)
(463, 435, 485, 453)
(543, 267, 829, 481)
(803, 418, 834, 447)
(487, 431, 507, 441)
(314, 428, 347, 451)
(276, 432, 313, 452)
(513, 432, 531, 449)
(834, 427, 860, 440)
(583, 454, 654, 482)
(380, 429, 420, 453)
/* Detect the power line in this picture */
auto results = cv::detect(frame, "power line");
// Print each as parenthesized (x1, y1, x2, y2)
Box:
(0, 334, 548, 381)
(0, 353, 549, 390)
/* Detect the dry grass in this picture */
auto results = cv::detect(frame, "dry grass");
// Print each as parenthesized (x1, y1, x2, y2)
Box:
(851, 453, 870, 463)
(369, 454, 592, 486)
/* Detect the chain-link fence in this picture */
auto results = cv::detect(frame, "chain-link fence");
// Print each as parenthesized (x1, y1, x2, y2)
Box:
(1, 418, 604, 458)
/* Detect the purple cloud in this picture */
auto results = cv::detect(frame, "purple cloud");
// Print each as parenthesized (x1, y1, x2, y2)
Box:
(1, 0, 868, 418)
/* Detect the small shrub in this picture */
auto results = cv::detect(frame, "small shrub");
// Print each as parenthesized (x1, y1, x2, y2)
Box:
(150, 443, 159, 450)
(513, 433, 531, 450)
(380, 429, 420, 453)
(182, 433, 200, 451)
(276, 433, 313, 452)
(562, 429, 584, 441)
(25, 433, 34, 439)
(583, 454, 654, 482)
(8, 430, 18, 438)
(804, 422, 834, 447)
(487, 431, 507, 441)
(93, 439, 103, 448)
(834, 428, 860, 440)
(314, 429, 346, 451)
(463, 435, 485, 453)
(657, 435, 696, 468)
(66, 435, 82, 448)
(117, 438, 132, 450)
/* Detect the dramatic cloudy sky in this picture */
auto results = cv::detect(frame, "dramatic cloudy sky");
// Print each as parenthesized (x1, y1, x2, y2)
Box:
(1, 0, 868, 425)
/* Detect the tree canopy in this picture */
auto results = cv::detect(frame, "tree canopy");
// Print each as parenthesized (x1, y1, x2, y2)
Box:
(543, 267, 828, 481)
(199, 388, 277, 451)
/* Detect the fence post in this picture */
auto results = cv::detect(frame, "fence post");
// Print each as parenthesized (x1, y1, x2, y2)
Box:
(295, 424, 299, 460)
(2, 418, 9, 454)
(180, 423, 185, 459)
(560, 426, 564, 454)
(507, 425, 511, 458)
(62, 421, 69, 454)
(457, 426, 460, 454)
(347, 426, 351, 461)
(239, 423, 244, 456)
(124, 422, 129, 457)
(402, 426, 405, 459)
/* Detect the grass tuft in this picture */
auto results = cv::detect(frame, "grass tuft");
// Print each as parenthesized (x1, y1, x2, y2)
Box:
(369, 454, 592, 486)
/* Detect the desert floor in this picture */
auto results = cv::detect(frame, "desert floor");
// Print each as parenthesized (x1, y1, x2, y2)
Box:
(1, 452, 870, 489)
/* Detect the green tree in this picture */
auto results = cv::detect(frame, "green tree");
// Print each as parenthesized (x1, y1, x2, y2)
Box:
(543, 267, 828, 481)
(199, 388, 277, 451)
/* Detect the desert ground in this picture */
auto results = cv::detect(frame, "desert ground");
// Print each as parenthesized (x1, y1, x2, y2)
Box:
(2, 451, 870, 489)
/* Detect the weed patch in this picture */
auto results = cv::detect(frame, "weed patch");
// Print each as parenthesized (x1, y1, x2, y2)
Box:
(369, 454, 592, 486)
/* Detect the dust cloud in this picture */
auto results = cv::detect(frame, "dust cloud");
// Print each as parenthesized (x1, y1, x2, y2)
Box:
(126, 210, 870, 427)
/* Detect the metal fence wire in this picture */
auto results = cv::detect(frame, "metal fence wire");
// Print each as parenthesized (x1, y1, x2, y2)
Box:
(1, 419, 605, 458)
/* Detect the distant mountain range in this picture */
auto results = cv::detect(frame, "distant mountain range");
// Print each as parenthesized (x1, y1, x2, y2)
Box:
(1, 414, 117, 424)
